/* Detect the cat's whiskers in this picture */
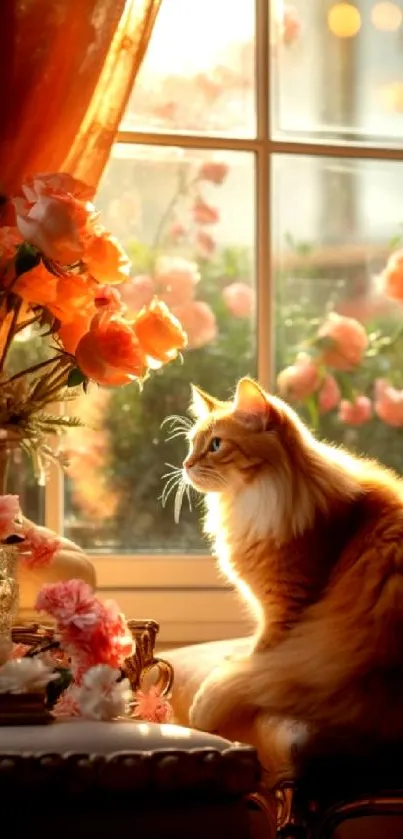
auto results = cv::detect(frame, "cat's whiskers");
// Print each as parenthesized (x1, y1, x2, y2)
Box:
(160, 461, 194, 522)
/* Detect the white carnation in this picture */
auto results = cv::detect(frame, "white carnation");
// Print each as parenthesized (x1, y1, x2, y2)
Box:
(75, 664, 132, 721)
(0, 658, 57, 694)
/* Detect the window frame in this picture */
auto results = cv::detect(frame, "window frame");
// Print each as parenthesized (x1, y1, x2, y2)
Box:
(44, 0, 403, 644)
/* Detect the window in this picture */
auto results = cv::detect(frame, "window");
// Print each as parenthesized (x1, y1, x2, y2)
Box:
(46, 0, 403, 644)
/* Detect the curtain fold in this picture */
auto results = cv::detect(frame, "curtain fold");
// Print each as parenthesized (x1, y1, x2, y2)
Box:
(0, 0, 161, 200)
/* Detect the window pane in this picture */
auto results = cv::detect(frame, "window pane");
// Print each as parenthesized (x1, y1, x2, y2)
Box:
(273, 154, 403, 473)
(63, 145, 256, 552)
(271, 0, 403, 145)
(122, 0, 255, 138)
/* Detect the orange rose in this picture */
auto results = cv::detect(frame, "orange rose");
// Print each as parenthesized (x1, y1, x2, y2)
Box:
(57, 313, 93, 354)
(133, 299, 187, 365)
(318, 313, 368, 371)
(13, 173, 95, 265)
(76, 313, 146, 386)
(0, 226, 22, 264)
(13, 261, 57, 307)
(84, 226, 131, 285)
(47, 273, 96, 324)
(382, 249, 403, 302)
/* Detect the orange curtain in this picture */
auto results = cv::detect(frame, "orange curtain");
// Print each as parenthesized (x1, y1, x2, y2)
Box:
(0, 0, 161, 199)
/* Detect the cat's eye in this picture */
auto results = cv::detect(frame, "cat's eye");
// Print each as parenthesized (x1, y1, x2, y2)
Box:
(209, 437, 222, 453)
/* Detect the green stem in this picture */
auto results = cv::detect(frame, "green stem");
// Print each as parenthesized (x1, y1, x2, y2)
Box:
(152, 172, 199, 253)
(4, 355, 63, 385)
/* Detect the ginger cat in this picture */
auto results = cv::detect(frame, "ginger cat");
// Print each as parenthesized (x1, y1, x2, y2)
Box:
(184, 377, 403, 747)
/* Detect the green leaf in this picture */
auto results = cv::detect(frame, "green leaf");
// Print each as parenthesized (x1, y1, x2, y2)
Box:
(305, 394, 319, 430)
(67, 368, 87, 388)
(336, 374, 355, 402)
(313, 335, 336, 351)
(14, 242, 41, 277)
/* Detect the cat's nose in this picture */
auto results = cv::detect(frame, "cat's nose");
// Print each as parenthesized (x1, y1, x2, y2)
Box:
(183, 455, 196, 470)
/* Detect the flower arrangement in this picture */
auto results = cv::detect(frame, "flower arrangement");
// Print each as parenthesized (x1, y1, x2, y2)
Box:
(0, 495, 172, 722)
(0, 172, 187, 479)
(1, 581, 172, 726)
(276, 251, 403, 430)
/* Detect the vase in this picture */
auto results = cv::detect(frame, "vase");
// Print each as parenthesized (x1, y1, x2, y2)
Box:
(125, 619, 174, 696)
(0, 433, 45, 526)
(0, 544, 19, 665)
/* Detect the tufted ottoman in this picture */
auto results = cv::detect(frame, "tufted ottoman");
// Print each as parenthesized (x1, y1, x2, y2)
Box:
(165, 639, 403, 837)
(0, 719, 267, 839)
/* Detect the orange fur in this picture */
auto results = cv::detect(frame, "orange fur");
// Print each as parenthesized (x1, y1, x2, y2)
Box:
(184, 378, 403, 745)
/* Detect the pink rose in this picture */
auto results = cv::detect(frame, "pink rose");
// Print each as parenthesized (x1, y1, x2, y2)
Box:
(35, 579, 100, 630)
(282, 5, 301, 46)
(193, 198, 220, 225)
(318, 375, 341, 413)
(318, 313, 368, 371)
(155, 256, 200, 307)
(381, 249, 403, 302)
(222, 282, 255, 318)
(375, 381, 403, 427)
(277, 353, 320, 401)
(172, 300, 217, 349)
(198, 161, 229, 185)
(196, 231, 216, 257)
(118, 275, 155, 314)
(13, 173, 95, 265)
(338, 396, 372, 426)
(0, 494, 20, 540)
(169, 222, 187, 240)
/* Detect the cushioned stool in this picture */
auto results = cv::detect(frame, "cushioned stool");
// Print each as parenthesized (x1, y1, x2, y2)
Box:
(0, 719, 266, 839)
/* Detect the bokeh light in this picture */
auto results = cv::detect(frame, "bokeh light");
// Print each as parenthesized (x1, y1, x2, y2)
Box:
(371, 2, 402, 32)
(327, 3, 361, 38)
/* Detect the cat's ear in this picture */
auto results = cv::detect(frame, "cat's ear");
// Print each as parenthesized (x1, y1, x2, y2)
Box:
(190, 384, 220, 420)
(233, 378, 269, 428)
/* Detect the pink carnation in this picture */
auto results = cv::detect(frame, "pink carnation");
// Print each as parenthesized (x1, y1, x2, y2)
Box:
(59, 598, 134, 680)
(133, 685, 172, 724)
(52, 687, 80, 718)
(0, 494, 20, 540)
(19, 526, 60, 569)
(35, 579, 100, 630)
